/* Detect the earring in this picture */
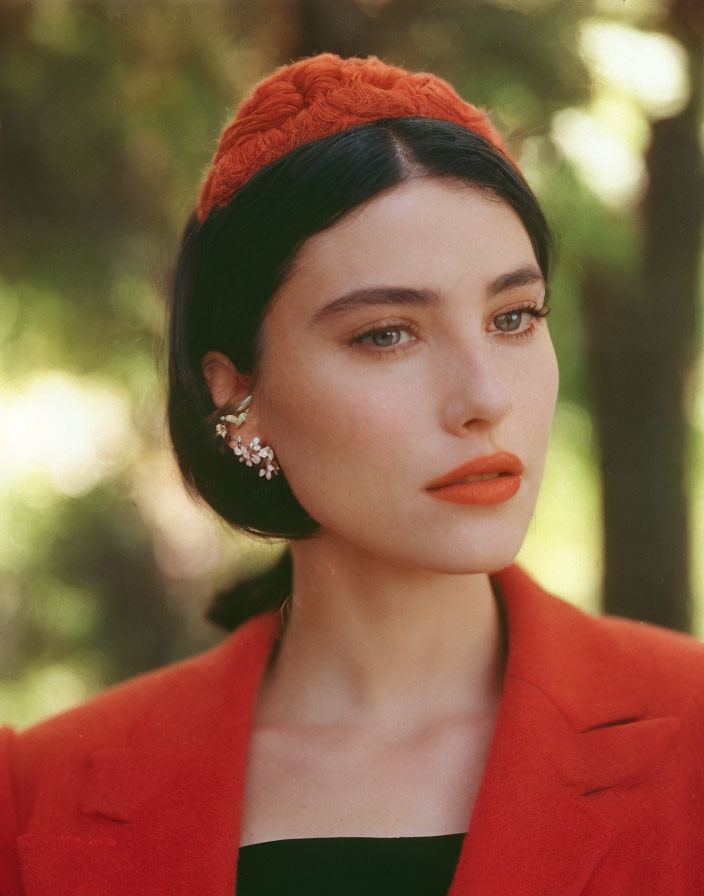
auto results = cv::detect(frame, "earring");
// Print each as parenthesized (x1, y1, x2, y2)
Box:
(215, 394, 252, 436)
(214, 395, 280, 479)
(231, 435, 280, 479)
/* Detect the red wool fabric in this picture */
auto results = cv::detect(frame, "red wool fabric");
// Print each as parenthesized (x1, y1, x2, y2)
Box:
(196, 52, 523, 222)
(2, 563, 704, 893)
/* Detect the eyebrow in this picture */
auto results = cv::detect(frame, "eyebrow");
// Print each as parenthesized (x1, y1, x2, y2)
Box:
(310, 265, 545, 324)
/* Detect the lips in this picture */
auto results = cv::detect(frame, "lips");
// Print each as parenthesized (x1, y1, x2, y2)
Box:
(426, 451, 524, 490)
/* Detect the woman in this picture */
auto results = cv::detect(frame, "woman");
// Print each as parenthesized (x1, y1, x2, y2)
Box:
(2, 52, 703, 895)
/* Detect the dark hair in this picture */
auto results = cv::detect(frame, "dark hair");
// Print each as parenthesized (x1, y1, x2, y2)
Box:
(167, 116, 554, 630)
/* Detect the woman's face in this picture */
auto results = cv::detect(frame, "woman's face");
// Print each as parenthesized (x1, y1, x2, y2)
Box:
(256, 176, 559, 573)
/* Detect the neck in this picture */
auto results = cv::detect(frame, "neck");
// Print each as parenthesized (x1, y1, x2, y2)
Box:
(256, 534, 508, 737)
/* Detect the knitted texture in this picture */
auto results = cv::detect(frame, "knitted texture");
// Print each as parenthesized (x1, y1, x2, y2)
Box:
(196, 52, 521, 222)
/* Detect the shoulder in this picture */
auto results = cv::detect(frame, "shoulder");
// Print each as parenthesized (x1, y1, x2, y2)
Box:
(10, 631, 231, 752)
(565, 588, 704, 683)
(0, 611, 278, 891)
(500, 563, 704, 724)
(596, 605, 704, 666)
(545, 579, 704, 722)
(0, 611, 277, 828)
(592, 608, 704, 715)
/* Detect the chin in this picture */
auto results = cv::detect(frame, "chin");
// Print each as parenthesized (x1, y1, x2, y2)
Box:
(418, 541, 523, 576)
(346, 522, 527, 577)
(409, 502, 534, 573)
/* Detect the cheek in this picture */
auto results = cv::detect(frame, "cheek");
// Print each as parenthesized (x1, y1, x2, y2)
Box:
(522, 344, 559, 451)
(539, 344, 560, 421)
(265, 356, 423, 499)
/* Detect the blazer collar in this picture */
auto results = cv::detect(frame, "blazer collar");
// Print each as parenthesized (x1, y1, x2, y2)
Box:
(447, 568, 680, 894)
(17, 563, 680, 895)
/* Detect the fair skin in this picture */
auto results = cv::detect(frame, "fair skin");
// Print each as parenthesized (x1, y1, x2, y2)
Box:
(203, 175, 559, 843)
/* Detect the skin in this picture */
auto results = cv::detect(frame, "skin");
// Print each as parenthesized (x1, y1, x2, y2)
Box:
(202, 175, 559, 841)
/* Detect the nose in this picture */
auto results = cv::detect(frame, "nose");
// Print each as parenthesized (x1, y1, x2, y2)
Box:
(439, 337, 513, 435)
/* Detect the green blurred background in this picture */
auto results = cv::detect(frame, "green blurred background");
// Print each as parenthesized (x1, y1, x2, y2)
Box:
(1, 0, 703, 730)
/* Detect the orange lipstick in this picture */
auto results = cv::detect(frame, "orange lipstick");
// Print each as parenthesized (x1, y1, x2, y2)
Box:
(426, 451, 524, 505)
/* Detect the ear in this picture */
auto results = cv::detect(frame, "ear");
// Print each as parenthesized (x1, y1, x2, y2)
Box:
(201, 351, 251, 409)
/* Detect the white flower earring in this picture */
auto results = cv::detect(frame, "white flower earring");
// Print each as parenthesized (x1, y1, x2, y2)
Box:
(215, 395, 280, 480)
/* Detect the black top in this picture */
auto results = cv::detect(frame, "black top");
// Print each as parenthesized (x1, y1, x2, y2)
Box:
(236, 832, 466, 895)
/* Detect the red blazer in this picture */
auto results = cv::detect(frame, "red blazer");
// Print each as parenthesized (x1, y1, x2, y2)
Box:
(2, 563, 704, 895)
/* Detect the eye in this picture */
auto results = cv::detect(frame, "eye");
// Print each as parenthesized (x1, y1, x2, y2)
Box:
(491, 303, 550, 340)
(352, 325, 416, 349)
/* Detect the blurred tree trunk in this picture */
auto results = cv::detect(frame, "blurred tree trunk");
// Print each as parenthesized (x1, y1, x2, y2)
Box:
(584, 3, 703, 631)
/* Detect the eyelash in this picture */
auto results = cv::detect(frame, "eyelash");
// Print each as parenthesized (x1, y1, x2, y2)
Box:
(349, 302, 551, 355)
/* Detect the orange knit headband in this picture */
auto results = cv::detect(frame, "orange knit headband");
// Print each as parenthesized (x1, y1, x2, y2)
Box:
(196, 52, 522, 223)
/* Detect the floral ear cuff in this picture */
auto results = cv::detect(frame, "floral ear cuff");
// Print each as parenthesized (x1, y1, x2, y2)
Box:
(215, 395, 280, 479)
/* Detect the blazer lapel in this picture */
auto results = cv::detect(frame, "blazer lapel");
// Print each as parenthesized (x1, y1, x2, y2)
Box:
(448, 564, 680, 895)
(17, 610, 282, 896)
(17, 563, 681, 895)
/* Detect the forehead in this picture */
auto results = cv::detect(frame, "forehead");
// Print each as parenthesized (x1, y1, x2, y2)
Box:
(275, 177, 538, 310)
